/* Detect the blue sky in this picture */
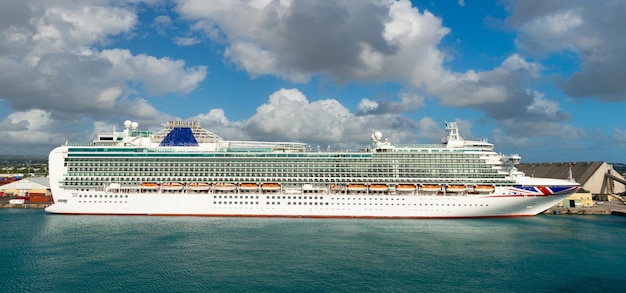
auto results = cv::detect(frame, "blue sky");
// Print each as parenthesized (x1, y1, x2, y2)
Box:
(1, 0, 626, 163)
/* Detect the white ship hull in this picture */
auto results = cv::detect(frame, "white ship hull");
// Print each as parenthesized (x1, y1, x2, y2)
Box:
(45, 187, 574, 218)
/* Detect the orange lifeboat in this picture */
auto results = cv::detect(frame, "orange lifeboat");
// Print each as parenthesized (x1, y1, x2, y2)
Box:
(474, 185, 495, 193)
(368, 184, 389, 192)
(261, 183, 281, 191)
(188, 182, 211, 191)
(240, 183, 259, 191)
(419, 184, 440, 193)
(140, 182, 160, 190)
(445, 185, 466, 193)
(396, 184, 416, 192)
(347, 184, 367, 192)
(162, 182, 184, 190)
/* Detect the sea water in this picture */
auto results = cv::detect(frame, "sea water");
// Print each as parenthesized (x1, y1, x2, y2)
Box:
(2, 209, 626, 292)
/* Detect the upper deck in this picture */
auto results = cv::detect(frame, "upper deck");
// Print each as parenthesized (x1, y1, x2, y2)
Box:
(67, 121, 508, 156)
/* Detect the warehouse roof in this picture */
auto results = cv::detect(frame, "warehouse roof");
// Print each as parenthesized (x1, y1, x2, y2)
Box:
(516, 162, 604, 184)
(0, 177, 50, 191)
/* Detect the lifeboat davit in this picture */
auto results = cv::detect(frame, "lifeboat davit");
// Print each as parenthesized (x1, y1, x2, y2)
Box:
(445, 185, 467, 193)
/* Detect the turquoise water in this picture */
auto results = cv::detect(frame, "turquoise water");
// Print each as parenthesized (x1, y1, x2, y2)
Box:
(2, 209, 626, 292)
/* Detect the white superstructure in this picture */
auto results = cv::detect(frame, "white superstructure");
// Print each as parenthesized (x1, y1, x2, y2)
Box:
(46, 120, 579, 218)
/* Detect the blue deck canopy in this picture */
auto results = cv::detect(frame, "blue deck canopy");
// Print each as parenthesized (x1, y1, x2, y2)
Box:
(159, 127, 199, 146)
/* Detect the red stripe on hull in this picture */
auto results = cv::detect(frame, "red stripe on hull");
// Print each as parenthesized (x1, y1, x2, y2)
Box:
(45, 213, 537, 219)
(483, 194, 555, 198)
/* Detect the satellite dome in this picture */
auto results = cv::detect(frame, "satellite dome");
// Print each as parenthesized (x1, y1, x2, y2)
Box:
(374, 131, 382, 140)
(124, 120, 132, 128)
(131, 121, 138, 130)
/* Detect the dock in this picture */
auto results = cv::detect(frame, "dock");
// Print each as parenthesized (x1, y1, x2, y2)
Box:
(0, 197, 50, 209)
(0, 202, 50, 209)
(544, 201, 626, 216)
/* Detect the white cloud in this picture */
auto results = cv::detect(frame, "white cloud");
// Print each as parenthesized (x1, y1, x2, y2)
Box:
(491, 127, 532, 150)
(355, 91, 425, 115)
(97, 87, 124, 110)
(526, 90, 559, 115)
(190, 109, 245, 141)
(195, 109, 232, 126)
(501, 54, 542, 77)
(178, 0, 413, 82)
(515, 9, 584, 54)
(174, 37, 200, 46)
(154, 15, 172, 35)
(155, 15, 171, 25)
(244, 88, 351, 142)
(223, 42, 282, 79)
(506, 0, 626, 100)
(0, 0, 208, 102)
(497, 119, 585, 141)
(0, 109, 60, 146)
(117, 97, 163, 120)
(176, 0, 552, 120)
(90, 120, 118, 141)
(0, 0, 209, 154)
(191, 88, 442, 149)
(28, 2, 137, 56)
(98, 49, 207, 95)
(358, 99, 379, 113)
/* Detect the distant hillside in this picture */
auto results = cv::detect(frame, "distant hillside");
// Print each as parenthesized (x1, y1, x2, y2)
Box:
(0, 155, 47, 164)
(612, 163, 626, 176)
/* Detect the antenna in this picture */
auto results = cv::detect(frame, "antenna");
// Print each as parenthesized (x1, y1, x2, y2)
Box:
(568, 163, 574, 182)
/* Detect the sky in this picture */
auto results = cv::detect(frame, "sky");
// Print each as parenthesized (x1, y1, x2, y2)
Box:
(1, 0, 626, 163)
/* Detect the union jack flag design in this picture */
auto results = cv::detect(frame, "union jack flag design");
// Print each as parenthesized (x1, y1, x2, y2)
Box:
(508, 185, 579, 196)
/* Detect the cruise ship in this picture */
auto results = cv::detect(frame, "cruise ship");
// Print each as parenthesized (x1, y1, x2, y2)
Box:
(45, 120, 579, 218)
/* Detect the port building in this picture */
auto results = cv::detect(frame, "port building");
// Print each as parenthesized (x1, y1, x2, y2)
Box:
(0, 177, 50, 197)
